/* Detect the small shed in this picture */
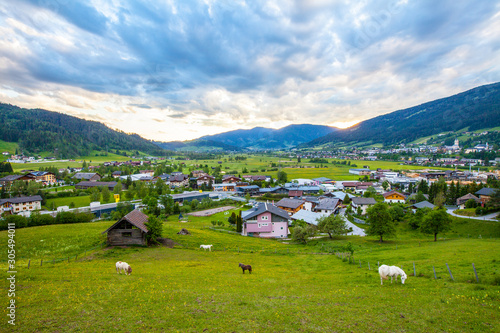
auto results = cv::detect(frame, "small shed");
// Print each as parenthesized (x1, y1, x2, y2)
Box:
(102, 210, 149, 246)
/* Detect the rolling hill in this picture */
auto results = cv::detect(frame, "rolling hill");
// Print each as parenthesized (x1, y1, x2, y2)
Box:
(303, 82, 500, 148)
(0, 103, 166, 158)
(198, 124, 337, 149)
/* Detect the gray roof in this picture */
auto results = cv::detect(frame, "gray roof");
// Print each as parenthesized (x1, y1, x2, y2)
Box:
(313, 177, 332, 182)
(315, 198, 340, 211)
(242, 203, 290, 221)
(475, 188, 498, 196)
(73, 172, 100, 180)
(411, 201, 435, 209)
(0, 195, 43, 205)
(351, 197, 377, 205)
(75, 181, 118, 188)
(276, 198, 305, 209)
(291, 210, 329, 226)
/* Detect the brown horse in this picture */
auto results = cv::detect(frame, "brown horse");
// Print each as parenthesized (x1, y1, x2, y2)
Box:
(239, 263, 252, 274)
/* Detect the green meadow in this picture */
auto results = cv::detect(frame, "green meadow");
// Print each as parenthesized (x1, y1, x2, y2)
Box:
(1, 210, 499, 332)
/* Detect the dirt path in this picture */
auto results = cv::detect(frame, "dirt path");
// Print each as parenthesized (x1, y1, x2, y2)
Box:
(187, 206, 236, 217)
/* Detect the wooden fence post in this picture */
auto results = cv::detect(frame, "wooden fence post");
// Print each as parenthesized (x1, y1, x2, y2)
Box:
(446, 263, 454, 281)
(413, 262, 416, 277)
(472, 263, 479, 283)
(433, 266, 437, 279)
(368, 262, 371, 270)
(359, 260, 361, 268)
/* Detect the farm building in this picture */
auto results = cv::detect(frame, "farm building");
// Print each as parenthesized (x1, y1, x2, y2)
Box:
(102, 209, 149, 246)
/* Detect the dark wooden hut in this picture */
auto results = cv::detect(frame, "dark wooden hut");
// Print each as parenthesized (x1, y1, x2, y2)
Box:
(102, 209, 149, 246)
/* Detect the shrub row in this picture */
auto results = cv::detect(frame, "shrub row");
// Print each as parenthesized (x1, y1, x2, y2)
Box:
(0, 211, 94, 231)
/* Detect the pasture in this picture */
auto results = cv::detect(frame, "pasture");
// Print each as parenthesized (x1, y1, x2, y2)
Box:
(1, 213, 499, 332)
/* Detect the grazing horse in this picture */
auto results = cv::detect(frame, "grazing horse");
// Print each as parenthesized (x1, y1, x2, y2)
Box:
(200, 244, 213, 251)
(239, 263, 252, 274)
(116, 261, 132, 275)
(378, 265, 406, 285)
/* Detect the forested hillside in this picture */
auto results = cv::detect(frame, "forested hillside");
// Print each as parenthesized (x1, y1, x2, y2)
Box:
(0, 103, 165, 158)
(305, 82, 500, 147)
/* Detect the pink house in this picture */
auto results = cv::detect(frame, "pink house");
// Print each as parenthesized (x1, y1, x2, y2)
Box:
(241, 203, 290, 238)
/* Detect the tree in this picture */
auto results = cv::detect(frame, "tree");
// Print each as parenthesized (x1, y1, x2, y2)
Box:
(277, 171, 287, 183)
(292, 225, 316, 244)
(365, 202, 396, 242)
(434, 191, 446, 208)
(317, 214, 352, 239)
(236, 212, 243, 233)
(145, 215, 163, 245)
(414, 191, 427, 203)
(228, 212, 236, 225)
(388, 205, 405, 222)
(26, 181, 42, 196)
(464, 198, 478, 209)
(420, 208, 452, 241)
(89, 187, 100, 202)
(113, 181, 122, 195)
(101, 186, 111, 203)
(382, 180, 390, 191)
(364, 186, 377, 198)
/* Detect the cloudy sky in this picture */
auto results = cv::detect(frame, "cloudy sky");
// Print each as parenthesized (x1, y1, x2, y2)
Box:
(1, 0, 499, 142)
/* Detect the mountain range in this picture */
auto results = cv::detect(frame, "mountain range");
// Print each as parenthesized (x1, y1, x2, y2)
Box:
(1, 82, 499, 156)
(168, 82, 500, 150)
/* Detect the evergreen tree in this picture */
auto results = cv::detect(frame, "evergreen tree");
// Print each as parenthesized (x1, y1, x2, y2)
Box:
(236, 211, 242, 233)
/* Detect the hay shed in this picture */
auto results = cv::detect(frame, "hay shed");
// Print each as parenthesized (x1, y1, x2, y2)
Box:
(102, 209, 149, 246)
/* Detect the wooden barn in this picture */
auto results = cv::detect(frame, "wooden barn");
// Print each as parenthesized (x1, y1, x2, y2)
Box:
(102, 210, 149, 246)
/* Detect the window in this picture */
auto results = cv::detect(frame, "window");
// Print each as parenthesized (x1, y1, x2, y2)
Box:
(280, 227, 284, 230)
(261, 223, 268, 226)
(261, 216, 269, 220)
(122, 232, 132, 237)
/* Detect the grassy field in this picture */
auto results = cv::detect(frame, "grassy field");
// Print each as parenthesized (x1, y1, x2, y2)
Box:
(1, 210, 499, 332)
(0, 140, 19, 155)
(45, 195, 93, 210)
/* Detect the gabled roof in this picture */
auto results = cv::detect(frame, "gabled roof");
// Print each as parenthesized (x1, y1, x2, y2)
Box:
(410, 201, 435, 209)
(383, 190, 406, 198)
(351, 197, 377, 205)
(76, 181, 118, 188)
(102, 209, 149, 234)
(276, 198, 305, 209)
(315, 198, 340, 210)
(242, 203, 290, 221)
(288, 190, 303, 197)
(73, 172, 101, 179)
(456, 193, 480, 204)
(475, 188, 497, 196)
(0, 195, 43, 205)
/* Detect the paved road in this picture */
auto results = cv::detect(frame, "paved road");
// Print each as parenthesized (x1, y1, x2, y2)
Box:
(338, 208, 366, 236)
(446, 208, 498, 222)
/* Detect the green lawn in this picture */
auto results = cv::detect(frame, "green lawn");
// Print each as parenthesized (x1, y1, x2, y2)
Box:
(45, 195, 93, 209)
(1, 213, 499, 332)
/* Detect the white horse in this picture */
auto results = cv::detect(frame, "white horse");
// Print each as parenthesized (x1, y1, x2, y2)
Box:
(378, 265, 407, 285)
(116, 261, 132, 275)
(200, 244, 213, 251)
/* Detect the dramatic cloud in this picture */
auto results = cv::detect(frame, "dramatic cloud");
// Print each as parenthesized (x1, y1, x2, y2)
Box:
(0, 0, 499, 141)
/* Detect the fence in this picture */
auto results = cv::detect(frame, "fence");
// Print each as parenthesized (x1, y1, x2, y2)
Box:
(332, 251, 487, 284)
(3, 242, 107, 270)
